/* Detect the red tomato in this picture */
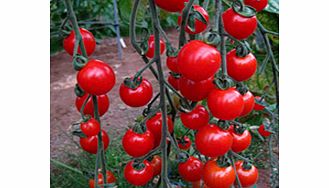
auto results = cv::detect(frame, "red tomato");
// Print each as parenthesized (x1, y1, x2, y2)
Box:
(235, 161, 259, 187)
(77, 59, 116, 95)
(166, 56, 180, 73)
(168, 74, 180, 91)
(178, 156, 203, 182)
(222, 8, 257, 40)
(88, 170, 116, 188)
(119, 78, 153, 107)
(177, 40, 221, 82)
(258, 124, 271, 137)
(146, 112, 174, 147)
(145, 35, 166, 58)
(228, 126, 252, 153)
(227, 49, 257, 82)
(195, 124, 233, 157)
(207, 88, 244, 120)
(179, 75, 215, 102)
(240, 91, 255, 117)
(80, 118, 101, 137)
(122, 129, 155, 157)
(150, 155, 162, 176)
(124, 160, 154, 186)
(254, 96, 265, 110)
(180, 105, 209, 130)
(203, 160, 236, 188)
(79, 130, 110, 154)
(155, 0, 188, 12)
(178, 5, 209, 35)
(244, 0, 268, 12)
(75, 93, 109, 117)
(178, 136, 192, 150)
(63, 28, 96, 56)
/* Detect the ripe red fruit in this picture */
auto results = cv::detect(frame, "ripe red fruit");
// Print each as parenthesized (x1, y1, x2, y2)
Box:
(75, 93, 110, 117)
(146, 112, 174, 147)
(119, 78, 153, 107)
(88, 170, 116, 188)
(227, 49, 257, 81)
(235, 161, 259, 187)
(124, 160, 154, 186)
(180, 105, 209, 130)
(203, 160, 236, 188)
(80, 118, 101, 137)
(254, 96, 265, 110)
(228, 126, 252, 153)
(166, 56, 180, 73)
(168, 74, 180, 91)
(240, 91, 255, 117)
(179, 75, 215, 102)
(145, 35, 166, 58)
(178, 156, 203, 182)
(244, 0, 268, 12)
(122, 129, 154, 157)
(79, 130, 110, 154)
(150, 155, 162, 176)
(178, 136, 192, 150)
(155, 0, 188, 12)
(258, 124, 271, 137)
(178, 5, 209, 35)
(63, 28, 96, 56)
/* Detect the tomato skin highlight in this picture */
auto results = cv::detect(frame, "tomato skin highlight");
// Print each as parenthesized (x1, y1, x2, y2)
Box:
(166, 56, 180, 73)
(178, 136, 192, 150)
(77, 59, 116, 95)
(124, 160, 154, 186)
(239, 91, 255, 117)
(146, 112, 174, 147)
(227, 49, 257, 82)
(177, 40, 221, 82)
(203, 160, 236, 188)
(80, 118, 101, 137)
(207, 88, 244, 120)
(244, 0, 268, 12)
(180, 105, 209, 130)
(75, 93, 110, 117)
(254, 96, 265, 110)
(63, 28, 96, 56)
(122, 129, 155, 157)
(145, 35, 166, 58)
(228, 126, 252, 153)
(178, 156, 204, 182)
(155, 0, 188, 12)
(235, 161, 259, 187)
(179, 75, 215, 102)
(88, 170, 116, 188)
(178, 5, 209, 35)
(168, 74, 180, 91)
(222, 8, 257, 40)
(150, 155, 162, 176)
(195, 124, 233, 157)
(119, 78, 153, 107)
(79, 130, 110, 154)
(258, 124, 271, 137)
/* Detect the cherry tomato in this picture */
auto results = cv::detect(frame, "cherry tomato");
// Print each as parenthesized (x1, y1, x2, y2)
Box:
(222, 8, 257, 40)
(150, 155, 162, 176)
(166, 56, 180, 73)
(155, 0, 188, 12)
(244, 0, 268, 12)
(180, 105, 209, 130)
(228, 126, 252, 153)
(77, 59, 116, 95)
(203, 161, 236, 188)
(177, 40, 221, 82)
(89, 170, 116, 188)
(75, 93, 109, 117)
(240, 91, 255, 117)
(79, 130, 110, 154)
(179, 75, 215, 102)
(146, 112, 174, 147)
(80, 118, 101, 137)
(235, 161, 259, 187)
(178, 136, 192, 150)
(254, 96, 265, 110)
(195, 124, 233, 157)
(119, 78, 153, 107)
(168, 74, 180, 91)
(178, 156, 203, 182)
(63, 28, 96, 56)
(207, 88, 244, 120)
(258, 124, 271, 137)
(122, 129, 154, 157)
(145, 35, 166, 58)
(227, 49, 257, 82)
(124, 160, 154, 186)
(178, 5, 209, 35)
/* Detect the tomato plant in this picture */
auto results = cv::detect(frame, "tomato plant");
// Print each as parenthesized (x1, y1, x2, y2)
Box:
(178, 5, 209, 35)
(88, 170, 116, 188)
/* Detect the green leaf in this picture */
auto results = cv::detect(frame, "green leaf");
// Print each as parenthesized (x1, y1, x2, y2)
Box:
(264, 0, 279, 14)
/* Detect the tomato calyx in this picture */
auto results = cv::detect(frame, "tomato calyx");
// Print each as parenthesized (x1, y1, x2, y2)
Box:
(178, 100, 198, 113)
(169, 71, 181, 79)
(177, 152, 190, 163)
(123, 77, 143, 90)
(217, 120, 231, 130)
(132, 160, 146, 170)
(232, 1, 257, 18)
(235, 44, 251, 57)
(74, 84, 85, 97)
(216, 156, 231, 168)
(132, 123, 147, 134)
(203, 31, 221, 46)
(213, 75, 235, 90)
(73, 54, 88, 71)
(232, 124, 247, 135)
(241, 160, 253, 170)
(166, 45, 178, 57)
(186, 6, 208, 33)
(236, 82, 249, 95)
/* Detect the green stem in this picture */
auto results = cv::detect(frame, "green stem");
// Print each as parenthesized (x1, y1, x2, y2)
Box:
(217, 0, 228, 76)
(79, 94, 91, 118)
(228, 154, 242, 188)
(178, 0, 195, 48)
(134, 58, 156, 80)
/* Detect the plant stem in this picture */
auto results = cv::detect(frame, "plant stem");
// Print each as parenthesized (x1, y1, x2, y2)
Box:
(228, 154, 242, 188)
(178, 0, 195, 48)
(217, 0, 228, 76)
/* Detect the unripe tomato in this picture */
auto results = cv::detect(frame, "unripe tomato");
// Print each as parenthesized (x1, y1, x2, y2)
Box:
(124, 160, 154, 186)
(195, 124, 233, 157)
(254, 96, 265, 110)
(180, 105, 209, 130)
(63, 28, 96, 56)
(235, 161, 259, 187)
(228, 126, 252, 153)
(244, 0, 268, 12)
(178, 156, 203, 182)
(80, 118, 101, 137)
(150, 155, 162, 176)
(79, 130, 110, 154)
(177, 40, 221, 82)
(122, 129, 154, 157)
(77, 59, 116, 95)
(178, 136, 192, 150)
(207, 88, 244, 120)
(179, 76, 215, 102)
(258, 124, 271, 137)
(155, 0, 188, 12)
(145, 35, 166, 58)
(222, 8, 257, 40)
(227, 49, 257, 82)
(203, 160, 236, 188)
(88, 170, 116, 188)
(75, 93, 110, 117)
(178, 5, 209, 35)
(166, 56, 180, 73)
(240, 91, 255, 117)
(168, 74, 180, 91)
(119, 78, 153, 107)
(146, 112, 174, 147)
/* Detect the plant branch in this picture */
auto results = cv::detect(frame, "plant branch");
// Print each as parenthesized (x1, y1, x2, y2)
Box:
(178, 0, 195, 48)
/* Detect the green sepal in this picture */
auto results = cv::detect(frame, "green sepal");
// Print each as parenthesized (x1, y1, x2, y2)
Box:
(232, 1, 256, 18)
(213, 75, 235, 90)
(73, 54, 88, 71)
(74, 84, 85, 97)
(203, 31, 221, 46)
(132, 160, 146, 170)
(236, 82, 249, 95)
(123, 77, 143, 90)
(72, 129, 87, 138)
(242, 161, 253, 170)
(235, 44, 250, 57)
